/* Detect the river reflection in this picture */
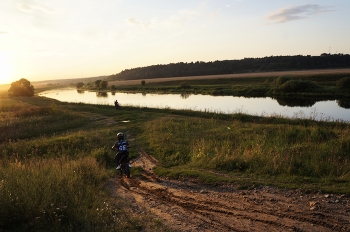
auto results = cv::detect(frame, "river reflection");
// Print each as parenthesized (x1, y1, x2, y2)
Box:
(38, 88, 350, 122)
(337, 99, 350, 109)
(96, 92, 108, 97)
(274, 97, 317, 107)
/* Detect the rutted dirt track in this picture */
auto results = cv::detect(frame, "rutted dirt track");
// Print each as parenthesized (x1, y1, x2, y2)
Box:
(111, 150, 350, 232)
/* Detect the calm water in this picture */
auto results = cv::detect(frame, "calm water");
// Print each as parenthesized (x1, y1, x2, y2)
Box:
(39, 88, 350, 122)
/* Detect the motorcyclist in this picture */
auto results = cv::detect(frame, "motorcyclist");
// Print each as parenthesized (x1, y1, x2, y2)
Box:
(112, 132, 131, 170)
(114, 100, 120, 109)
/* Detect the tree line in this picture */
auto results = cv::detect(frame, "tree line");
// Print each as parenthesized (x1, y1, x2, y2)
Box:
(107, 53, 350, 81)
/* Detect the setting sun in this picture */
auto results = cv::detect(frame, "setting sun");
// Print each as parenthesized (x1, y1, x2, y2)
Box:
(0, 52, 13, 85)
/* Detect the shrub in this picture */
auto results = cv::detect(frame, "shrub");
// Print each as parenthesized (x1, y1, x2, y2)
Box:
(76, 82, 84, 88)
(337, 99, 350, 109)
(99, 80, 108, 89)
(337, 77, 350, 89)
(179, 81, 191, 89)
(8, 78, 34, 97)
(274, 76, 291, 86)
(141, 80, 146, 86)
(278, 80, 319, 93)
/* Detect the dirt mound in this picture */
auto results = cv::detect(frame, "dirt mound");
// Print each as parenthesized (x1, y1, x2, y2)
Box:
(111, 151, 350, 232)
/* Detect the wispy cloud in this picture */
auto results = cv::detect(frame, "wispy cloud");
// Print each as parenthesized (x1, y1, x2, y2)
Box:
(266, 4, 333, 24)
(0, 31, 8, 34)
(169, 30, 186, 38)
(125, 18, 149, 28)
(178, 9, 199, 18)
(17, 3, 54, 14)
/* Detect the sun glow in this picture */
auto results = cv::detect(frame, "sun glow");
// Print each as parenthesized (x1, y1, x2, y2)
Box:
(0, 52, 14, 85)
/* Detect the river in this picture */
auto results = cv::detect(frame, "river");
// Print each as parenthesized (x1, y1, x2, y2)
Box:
(38, 88, 350, 122)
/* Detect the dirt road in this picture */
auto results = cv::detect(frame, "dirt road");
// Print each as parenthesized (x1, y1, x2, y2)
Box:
(111, 150, 350, 232)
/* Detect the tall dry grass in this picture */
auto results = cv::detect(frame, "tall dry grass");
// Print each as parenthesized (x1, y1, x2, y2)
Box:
(0, 157, 117, 231)
(144, 116, 350, 181)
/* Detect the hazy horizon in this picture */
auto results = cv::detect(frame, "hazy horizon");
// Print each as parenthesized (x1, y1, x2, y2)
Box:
(1, 0, 350, 85)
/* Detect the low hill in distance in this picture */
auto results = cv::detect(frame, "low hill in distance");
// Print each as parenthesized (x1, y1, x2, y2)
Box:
(4, 54, 350, 90)
(107, 54, 350, 81)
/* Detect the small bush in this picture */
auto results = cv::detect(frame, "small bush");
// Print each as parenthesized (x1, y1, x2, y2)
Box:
(278, 80, 319, 93)
(337, 99, 350, 109)
(274, 76, 291, 86)
(141, 80, 146, 86)
(8, 78, 34, 97)
(76, 82, 84, 88)
(179, 81, 191, 89)
(337, 77, 350, 89)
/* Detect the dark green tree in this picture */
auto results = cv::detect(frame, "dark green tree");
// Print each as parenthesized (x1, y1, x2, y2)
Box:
(100, 80, 108, 89)
(337, 77, 350, 89)
(94, 80, 102, 88)
(76, 82, 84, 88)
(8, 78, 34, 97)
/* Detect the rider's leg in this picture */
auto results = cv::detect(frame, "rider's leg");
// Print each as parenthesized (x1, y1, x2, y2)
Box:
(114, 153, 121, 169)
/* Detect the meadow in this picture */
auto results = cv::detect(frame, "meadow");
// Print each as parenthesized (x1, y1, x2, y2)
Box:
(0, 90, 168, 231)
(106, 70, 350, 99)
(1, 81, 350, 230)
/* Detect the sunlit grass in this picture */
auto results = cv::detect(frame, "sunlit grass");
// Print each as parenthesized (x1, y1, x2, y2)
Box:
(101, 73, 350, 98)
(0, 91, 171, 231)
(0, 157, 114, 231)
(145, 116, 350, 193)
(1, 86, 350, 230)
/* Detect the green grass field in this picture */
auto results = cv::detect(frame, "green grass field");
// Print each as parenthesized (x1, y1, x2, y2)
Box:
(0, 84, 349, 230)
(84, 73, 350, 99)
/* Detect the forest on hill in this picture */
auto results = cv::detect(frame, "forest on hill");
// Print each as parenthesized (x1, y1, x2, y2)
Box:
(107, 53, 350, 81)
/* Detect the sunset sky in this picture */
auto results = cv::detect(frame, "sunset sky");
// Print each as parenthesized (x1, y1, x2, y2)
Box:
(1, 0, 349, 84)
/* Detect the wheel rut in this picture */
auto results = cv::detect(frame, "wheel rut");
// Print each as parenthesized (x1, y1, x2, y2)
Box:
(112, 150, 350, 232)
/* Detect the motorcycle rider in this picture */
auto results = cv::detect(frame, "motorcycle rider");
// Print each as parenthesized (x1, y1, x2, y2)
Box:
(114, 100, 120, 109)
(112, 132, 131, 170)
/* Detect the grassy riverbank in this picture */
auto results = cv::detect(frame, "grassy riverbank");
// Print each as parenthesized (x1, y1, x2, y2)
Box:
(106, 73, 350, 99)
(1, 88, 349, 230)
(0, 92, 167, 231)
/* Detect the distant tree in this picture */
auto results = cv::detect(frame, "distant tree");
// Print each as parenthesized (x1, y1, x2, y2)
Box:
(274, 76, 291, 86)
(100, 80, 108, 89)
(110, 85, 116, 91)
(106, 54, 350, 82)
(277, 80, 319, 93)
(337, 99, 350, 109)
(94, 80, 102, 88)
(141, 80, 146, 86)
(76, 82, 84, 88)
(179, 81, 191, 89)
(8, 78, 34, 97)
(337, 77, 350, 89)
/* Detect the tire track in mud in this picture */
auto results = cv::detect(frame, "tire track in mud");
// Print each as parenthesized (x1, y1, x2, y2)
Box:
(114, 151, 350, 232)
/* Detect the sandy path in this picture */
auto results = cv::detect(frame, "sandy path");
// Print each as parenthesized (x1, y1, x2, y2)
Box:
(111, 150, 350, 232)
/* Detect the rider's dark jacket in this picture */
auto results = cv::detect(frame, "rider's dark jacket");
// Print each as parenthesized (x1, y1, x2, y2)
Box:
(112, 140, 129, 154)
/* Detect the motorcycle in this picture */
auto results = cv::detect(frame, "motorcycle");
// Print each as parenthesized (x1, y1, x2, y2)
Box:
(118, 153, 130, 178)
(114, 101, 121, 109)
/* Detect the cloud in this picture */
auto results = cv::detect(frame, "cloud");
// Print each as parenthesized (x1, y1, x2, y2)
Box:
(169, 30, 186, 38)
(0, 31, 8, 34)
(266, 4, 333, 24)
(178, 9, 199, 18)
(125, 18, 149, 28)
(17, 3, 54, 14)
